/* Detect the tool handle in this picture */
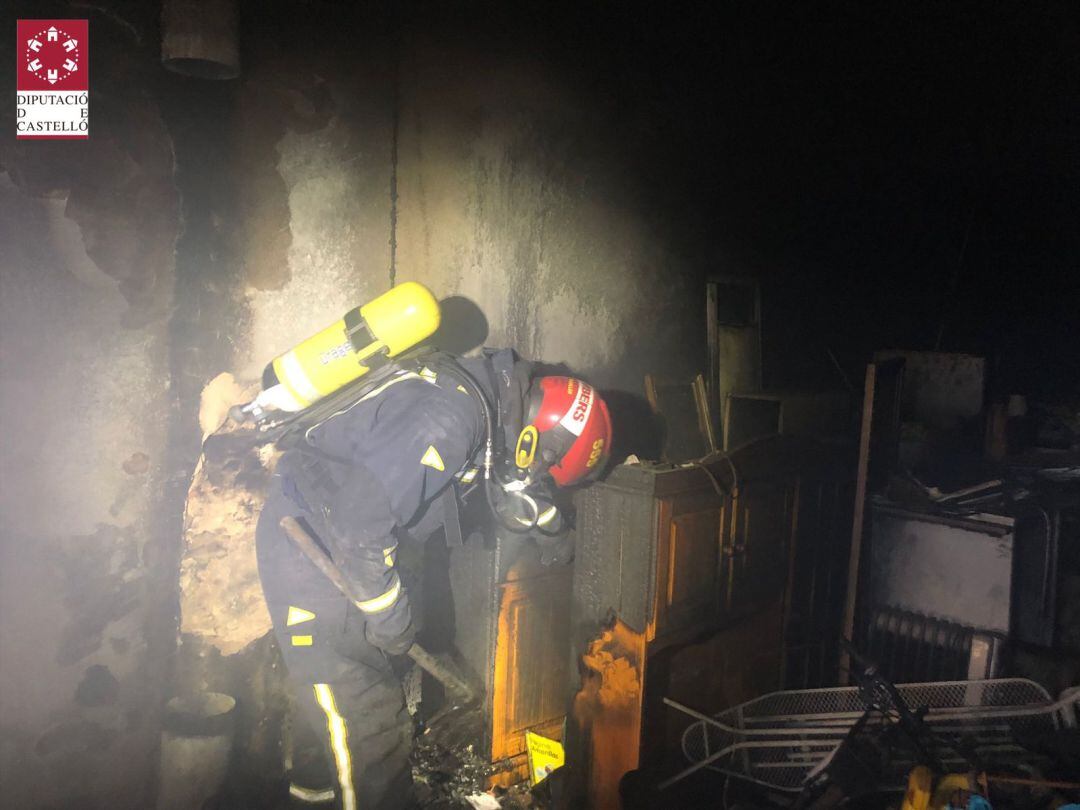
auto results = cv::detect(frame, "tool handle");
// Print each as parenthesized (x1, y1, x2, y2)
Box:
(405, 645, 476, 700)
(280, 516, 363, 603)
(279, 516, 478, 701)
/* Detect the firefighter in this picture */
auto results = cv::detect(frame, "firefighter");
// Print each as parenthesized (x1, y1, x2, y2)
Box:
(255, 347, 612, 809)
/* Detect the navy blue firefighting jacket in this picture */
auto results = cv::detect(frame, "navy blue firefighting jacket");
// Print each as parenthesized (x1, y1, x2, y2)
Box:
(277, 348, 531, 642)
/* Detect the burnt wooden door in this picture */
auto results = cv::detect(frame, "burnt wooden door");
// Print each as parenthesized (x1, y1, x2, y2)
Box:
(654, 487, 724, 638)
(490, 568, 573, 764)
(721, 476, 797, 617)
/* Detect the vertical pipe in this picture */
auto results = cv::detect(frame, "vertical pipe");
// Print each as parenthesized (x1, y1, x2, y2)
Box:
(161, 0, 239, 79)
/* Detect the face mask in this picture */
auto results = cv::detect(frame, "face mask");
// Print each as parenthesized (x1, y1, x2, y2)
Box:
(488, 476, 561, 535)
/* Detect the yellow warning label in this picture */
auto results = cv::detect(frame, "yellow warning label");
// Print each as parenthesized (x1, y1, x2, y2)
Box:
(287, 606, 316, 626)
(420, 445, 445, 471)
(291, 635, 313, 647)
(525, 731, 564, 786)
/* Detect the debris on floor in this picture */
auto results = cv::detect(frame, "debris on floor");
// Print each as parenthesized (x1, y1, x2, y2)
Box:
(410, 726, 541, 809)
(463, 793, 502, 810)
(411, 732, 488, 808)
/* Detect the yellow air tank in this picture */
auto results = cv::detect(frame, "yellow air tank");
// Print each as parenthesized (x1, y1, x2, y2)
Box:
(250, 282, 440, 416)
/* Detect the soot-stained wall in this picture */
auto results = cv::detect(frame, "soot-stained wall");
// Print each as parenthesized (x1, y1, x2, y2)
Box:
(231, 11, 706, 392)
(0, 17, 179, 805)
(0, 179, 173, 810)
(232, 36, 395, 378)
(394, 31, 703, 389)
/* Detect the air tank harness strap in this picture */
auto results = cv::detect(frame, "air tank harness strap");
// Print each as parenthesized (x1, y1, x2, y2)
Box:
(299, 451, 342, 498)
(412, 352, 489, 462)
(441, 484, 463, 547)
(342, 309, 390, 369)
(283, 448, 345, 527)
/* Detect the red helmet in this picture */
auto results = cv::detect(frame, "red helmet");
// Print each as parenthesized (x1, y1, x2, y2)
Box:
(514, 376, 612, 487)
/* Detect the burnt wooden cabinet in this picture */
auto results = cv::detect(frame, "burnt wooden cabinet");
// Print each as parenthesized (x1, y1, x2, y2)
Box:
(657, 492, 722, 635)
(444, 530, 572, 785)
(573, 456, 798, 643)
(654, 479, 794, 634)
(490, 567, 572, 763)
(724, 477, 795, 614)
(566, 436, 854, 808)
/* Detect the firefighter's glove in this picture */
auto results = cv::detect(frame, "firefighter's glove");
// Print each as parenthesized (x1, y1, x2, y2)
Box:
(535, 533, 574, 566)
(365, 614, 416, 656)
(360, 581, 416, 656)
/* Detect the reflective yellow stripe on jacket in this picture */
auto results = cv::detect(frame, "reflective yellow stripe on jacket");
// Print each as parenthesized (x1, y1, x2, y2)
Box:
(354, 576, 401, 614)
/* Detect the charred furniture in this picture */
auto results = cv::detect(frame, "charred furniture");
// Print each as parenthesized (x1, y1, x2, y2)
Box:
(564, 434, 855, 807)
(443, 528, 573, 786)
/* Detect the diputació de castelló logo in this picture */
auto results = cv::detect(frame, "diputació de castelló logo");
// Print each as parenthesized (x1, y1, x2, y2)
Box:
(16, 20, 89, 140)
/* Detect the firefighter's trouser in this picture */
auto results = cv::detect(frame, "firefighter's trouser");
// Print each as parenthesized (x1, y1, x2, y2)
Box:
(256, 490, 413, 810)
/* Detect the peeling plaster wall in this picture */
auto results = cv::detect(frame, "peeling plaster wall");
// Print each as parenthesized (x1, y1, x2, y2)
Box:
(0, 173, 174, 808)
(176, 49, 396, 664)
(0, 194, 167, 538)
(235, 52, 395, 380)
(162, 45, 399, 804)
(180, 376, 273, 655)
(239, 119, 389, 378)
(0, 9, 181, 806)
(226, 30, 706, 397)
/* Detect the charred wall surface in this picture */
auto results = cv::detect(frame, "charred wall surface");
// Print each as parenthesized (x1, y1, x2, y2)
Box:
(394, 32, 703, 389)
(0, 8, 178, 808)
